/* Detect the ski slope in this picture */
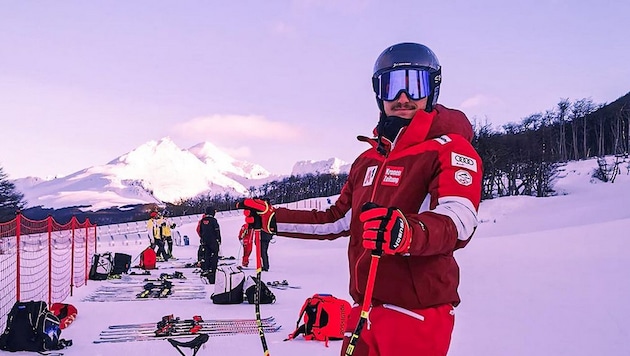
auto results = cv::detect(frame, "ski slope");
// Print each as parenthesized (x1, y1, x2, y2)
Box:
(34, 158, 630, 355)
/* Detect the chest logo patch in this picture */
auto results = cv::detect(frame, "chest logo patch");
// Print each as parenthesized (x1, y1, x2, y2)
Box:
(455, 169, 473, 186)
(363, 166, 378, 186)
(451, 152, 478, 172)
(381, 166, 404, 186)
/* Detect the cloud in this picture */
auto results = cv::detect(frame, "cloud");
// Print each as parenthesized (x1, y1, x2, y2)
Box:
(173, 114, 303, 144)
(460, 94, 504, 109)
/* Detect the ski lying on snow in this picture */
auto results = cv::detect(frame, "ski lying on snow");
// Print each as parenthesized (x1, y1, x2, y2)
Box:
(94, 325, 282, 343)
(101, 319, 276, 335)
(82, 292, 206, 302)
(100, 322, 278, 337)
(107, 316, 276, 330)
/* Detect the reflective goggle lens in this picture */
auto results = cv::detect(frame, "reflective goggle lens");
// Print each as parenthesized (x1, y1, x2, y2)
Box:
(376, 69, 431, 101)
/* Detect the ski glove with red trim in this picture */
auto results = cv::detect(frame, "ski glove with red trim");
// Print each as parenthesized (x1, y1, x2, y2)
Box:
(239, 198, 277, 234)
(359, 206, 412, 255)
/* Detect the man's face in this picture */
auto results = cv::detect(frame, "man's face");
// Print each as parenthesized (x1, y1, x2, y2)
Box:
(383, 92, 428, 119)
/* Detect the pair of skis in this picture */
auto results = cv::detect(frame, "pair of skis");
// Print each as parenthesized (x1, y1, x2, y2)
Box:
(136, 281, 172, 299)
(95, 315, 280, 344)
(83, 280, 206, 302)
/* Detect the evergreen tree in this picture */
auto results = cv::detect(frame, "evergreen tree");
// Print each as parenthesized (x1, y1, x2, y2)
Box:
(0, 166, 25, 223)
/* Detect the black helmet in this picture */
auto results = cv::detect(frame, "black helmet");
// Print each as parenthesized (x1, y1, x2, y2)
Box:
(372, 42, 442, 112)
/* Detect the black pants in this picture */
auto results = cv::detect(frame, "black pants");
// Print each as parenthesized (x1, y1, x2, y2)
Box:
(164, 236, 173, 257)
(154, 239, 169, 261)
(201, 240, 219, 273)
(260, 239, 270, 271)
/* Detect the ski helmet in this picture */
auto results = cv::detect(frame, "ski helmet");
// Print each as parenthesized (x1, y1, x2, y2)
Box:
(372, 42, 442, 112)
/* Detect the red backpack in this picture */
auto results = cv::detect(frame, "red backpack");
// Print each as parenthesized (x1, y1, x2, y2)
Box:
(139, 247, 156, 270)
(49, 303, 78, 329)
(286, 294, 351, 347)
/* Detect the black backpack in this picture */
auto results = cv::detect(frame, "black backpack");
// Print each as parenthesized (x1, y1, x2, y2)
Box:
(0, 301, 72, 352)
(244, 276, 276, 304)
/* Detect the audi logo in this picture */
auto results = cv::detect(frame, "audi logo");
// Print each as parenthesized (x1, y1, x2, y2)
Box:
(455, 155, 474, 165)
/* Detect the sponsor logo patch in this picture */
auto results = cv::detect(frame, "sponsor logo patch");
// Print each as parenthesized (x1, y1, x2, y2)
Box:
(363, 166, 378, 187)
(451, 152, 478, 172)
(381, 166, 404, 186)
(434, 135, 452, 145)
(455, 169, 473, 186)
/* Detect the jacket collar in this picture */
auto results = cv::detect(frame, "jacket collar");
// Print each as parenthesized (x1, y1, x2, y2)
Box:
(358, 109, 436, 155)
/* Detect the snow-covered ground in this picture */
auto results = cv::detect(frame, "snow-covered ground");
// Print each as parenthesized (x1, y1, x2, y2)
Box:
(9, 157, 630, 355)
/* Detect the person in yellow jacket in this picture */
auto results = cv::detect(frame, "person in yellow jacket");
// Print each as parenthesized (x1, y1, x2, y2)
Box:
(147, 211, 169, 261)
(161, 217, 176, 259)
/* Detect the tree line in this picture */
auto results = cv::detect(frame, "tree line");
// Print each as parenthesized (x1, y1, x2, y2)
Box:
(474, 92, 629, 199)
(169, 172, 349, 215)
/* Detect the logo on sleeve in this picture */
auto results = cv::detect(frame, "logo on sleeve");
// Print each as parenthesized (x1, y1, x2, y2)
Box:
(451, 152, 478, 172)
(381, 166, 404, 186)
(455, 169, 473, 186)
(433, 135, 452, 145)
(363, 166, 378, 186)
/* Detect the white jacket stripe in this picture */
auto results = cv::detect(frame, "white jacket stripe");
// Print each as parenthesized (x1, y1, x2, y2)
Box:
(277, 209, 352, 236)
(431, 196, 478, 241)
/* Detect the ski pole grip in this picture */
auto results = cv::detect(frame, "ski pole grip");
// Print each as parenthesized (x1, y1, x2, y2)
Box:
(361, 202, 384, 257)
(361, 202, 379, 212)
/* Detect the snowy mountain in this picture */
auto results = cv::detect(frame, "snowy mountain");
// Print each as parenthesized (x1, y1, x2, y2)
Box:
(12, 138, 348, 210)
(291, 157, 350, 176)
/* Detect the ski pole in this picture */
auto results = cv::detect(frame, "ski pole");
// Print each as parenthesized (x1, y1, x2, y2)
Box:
(237, 200, 271, 356)
(344, 249, 381, 356)
(344, 202, 384, 356)
(253, 227, 270, 355)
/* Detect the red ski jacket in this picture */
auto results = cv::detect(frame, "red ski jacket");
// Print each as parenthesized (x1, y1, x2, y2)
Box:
(274, 105, 482, 310)
(238, 223, 253, 246)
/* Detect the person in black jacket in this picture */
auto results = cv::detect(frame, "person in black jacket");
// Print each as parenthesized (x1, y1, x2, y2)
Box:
(196, 206, 221, 283)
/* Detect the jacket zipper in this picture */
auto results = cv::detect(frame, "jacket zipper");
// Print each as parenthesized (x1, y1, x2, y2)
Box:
(354, 147, 390, 295)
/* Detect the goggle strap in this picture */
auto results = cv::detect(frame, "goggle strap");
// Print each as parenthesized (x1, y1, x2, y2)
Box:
(426, 68, 441, 112)
(430, 67, 442, 87)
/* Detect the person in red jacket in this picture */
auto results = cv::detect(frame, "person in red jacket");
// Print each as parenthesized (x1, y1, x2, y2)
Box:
(238, 222, 253, 267)
(242, 42, 482, 356)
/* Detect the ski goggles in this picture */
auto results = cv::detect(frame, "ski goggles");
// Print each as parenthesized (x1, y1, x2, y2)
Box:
(373, 68, 432, 101)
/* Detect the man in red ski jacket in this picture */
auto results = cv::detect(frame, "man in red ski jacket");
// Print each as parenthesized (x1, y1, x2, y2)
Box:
(242, 42, 482, 356)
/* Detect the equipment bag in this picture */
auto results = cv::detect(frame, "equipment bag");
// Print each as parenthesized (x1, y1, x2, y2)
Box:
(211, 266, 245, 304)
(286, 293, 352, 346)
(0, 301, 72, 352)
(139, 247, 157, 270)
(89, 252, 113, 280)
(112, 252, 132, 275)
(244, 275, 276, 304)
(49, 303, 78, 329)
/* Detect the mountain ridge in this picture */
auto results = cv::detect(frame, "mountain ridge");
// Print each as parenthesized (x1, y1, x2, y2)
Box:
(13, 137, 349, 210)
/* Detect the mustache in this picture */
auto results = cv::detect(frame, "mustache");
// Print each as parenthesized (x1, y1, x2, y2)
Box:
(391, 102, 417, 110)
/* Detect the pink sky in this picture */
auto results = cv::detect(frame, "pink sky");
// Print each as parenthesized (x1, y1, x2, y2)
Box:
(1, 1, 629, 179)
